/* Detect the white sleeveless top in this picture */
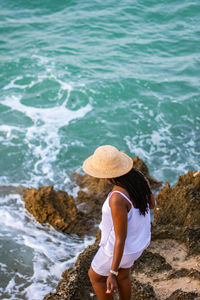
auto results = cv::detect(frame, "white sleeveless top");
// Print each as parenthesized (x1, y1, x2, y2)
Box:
(99, 191, 151, 256)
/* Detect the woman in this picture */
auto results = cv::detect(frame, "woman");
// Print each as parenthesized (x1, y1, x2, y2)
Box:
(82, 145, 155, 300)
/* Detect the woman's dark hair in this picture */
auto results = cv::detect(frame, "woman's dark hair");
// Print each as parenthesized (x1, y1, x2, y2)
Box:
(111, 168, 152, 216)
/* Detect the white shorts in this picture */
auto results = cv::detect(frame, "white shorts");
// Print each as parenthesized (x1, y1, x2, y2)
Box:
(91, 246, 143, 276)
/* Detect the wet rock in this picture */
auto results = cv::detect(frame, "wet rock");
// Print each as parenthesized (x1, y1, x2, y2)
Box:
(23, 186, 94, 236)
(165, 289, 200, 300)
(154, 171, 200, 255)
(0, 185, 25, 196)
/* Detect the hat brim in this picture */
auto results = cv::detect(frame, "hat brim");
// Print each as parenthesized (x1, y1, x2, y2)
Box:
(82, 152, 133, 178)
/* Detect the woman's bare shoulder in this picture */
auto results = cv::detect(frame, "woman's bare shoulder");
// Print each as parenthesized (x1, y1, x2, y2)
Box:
(109, 190, 130, 210)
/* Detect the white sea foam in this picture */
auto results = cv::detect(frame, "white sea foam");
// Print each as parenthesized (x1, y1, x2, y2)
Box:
(1, 73, 92, 187)
(5, 277, 15, 293)
(0, 125, 25, 140)
(124, 114, 198, 186)
(0, 194, 95, 300)
(3, 75, 36, 90)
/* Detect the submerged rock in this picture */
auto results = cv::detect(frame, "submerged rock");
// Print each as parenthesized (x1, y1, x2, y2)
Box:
(0, 185, 25, 196)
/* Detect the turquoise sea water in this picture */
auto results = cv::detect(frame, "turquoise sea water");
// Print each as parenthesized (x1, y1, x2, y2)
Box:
(0, 0, 200, 298)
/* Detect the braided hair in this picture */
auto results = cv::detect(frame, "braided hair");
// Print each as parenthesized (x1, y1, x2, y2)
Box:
(111, 168, 152, 216)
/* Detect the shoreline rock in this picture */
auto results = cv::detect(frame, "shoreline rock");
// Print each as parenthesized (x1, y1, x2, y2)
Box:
(154, 170, 200, 256)
(23, 186, 95, 236)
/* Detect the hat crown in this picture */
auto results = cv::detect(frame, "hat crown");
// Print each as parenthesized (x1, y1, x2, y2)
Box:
(92, 145, 119, 168)
(82, 144, 133, 178)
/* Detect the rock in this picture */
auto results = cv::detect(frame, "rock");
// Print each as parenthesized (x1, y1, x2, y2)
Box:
(133, 250, 172, 275)
(154, 171, 200, 227)
(71, 172, 112, 223)
(0, 185, 25, 196)
(23, 186, 94, 236)
(154, 170, 200, 255)
(131, 278, 158, 300)
(184, 227, 200, 256)
(165, 289, 200, 300)
(167, 268, 200, 280)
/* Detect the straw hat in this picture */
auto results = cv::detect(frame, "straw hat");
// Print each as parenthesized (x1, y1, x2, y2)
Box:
(82, 145, 133, 178)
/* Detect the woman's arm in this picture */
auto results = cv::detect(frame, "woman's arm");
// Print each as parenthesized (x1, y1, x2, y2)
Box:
(106, 193, 128, 294)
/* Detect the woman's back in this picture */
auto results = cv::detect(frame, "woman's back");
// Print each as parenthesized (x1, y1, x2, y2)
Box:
(99, 190, 151, 256)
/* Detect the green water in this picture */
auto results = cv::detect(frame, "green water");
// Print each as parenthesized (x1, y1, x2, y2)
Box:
(0, 0, 200, 298)
(1, 0, 200, 188)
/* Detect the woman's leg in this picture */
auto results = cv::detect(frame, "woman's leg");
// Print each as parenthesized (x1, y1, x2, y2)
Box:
(117, 268, 131, 300)
(88, 267, 113, 300)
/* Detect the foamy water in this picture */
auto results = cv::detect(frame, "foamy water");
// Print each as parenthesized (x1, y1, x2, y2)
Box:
(0, 194, 94, 299)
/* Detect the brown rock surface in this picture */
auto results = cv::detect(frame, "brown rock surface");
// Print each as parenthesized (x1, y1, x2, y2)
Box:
(132, 238, 200, 300)
(154, 171, 200, 228)
(153, 170, 200, 255)
(23, 186, 93, 235)
(71, 172, 112, 224)
(165, 289, 200, 300)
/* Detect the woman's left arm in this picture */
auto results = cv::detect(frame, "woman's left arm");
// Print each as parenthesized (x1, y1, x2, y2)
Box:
(106, 194, 128, 294)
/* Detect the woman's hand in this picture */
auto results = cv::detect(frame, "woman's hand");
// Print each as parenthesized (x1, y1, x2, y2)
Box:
(106, 273, 118, 294)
